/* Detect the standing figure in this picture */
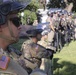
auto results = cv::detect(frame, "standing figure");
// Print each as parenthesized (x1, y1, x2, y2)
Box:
(38, 30, 53, 75)
(0, 0, 31, 75)
(46, 12, 55, 46)
(19, 29, 54, 74)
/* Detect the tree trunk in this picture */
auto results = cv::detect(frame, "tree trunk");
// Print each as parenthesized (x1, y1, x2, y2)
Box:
(65, 3, 73, 12)
(64, 0, 73, 12)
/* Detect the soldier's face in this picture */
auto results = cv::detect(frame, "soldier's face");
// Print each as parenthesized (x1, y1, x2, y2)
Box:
(37, 34, 42, 41)
(44, 35, 48, 40)
(5, 13, 21, 43)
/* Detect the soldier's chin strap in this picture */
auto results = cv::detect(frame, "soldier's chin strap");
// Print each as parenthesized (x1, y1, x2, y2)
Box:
(0, 21, 17, 42)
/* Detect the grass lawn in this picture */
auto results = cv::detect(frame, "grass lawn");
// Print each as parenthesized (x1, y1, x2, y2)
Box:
(53, 41, 76, 75)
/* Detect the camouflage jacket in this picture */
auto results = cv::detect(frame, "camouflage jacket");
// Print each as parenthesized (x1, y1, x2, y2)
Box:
(0, 48, 28, 75)
(38, 40, 48, 48)
(20, 39, 51, 70)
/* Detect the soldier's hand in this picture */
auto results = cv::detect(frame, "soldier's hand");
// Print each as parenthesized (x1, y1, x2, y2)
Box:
(46, 49, 54, 59)
(25, 61, 38, 70)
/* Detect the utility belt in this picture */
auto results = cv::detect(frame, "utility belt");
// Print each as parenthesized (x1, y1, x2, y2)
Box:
(32, 57, 41, 66)
(24, 57, 41, 64)
(24, 57, 41, 70)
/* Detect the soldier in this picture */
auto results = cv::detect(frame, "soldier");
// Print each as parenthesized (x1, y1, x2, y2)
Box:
(33, 20, 38, 26)
(38, 29, 53, 75)
(38, 29, 48, 47)
(36, 10, 42, 23)
(0, 0, 31, 75)
(19, 29, 54, 74)
(46, 11, 55, 46)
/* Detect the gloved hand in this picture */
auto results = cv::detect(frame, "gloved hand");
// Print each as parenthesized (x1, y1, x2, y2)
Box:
(46, 49, 54, 59)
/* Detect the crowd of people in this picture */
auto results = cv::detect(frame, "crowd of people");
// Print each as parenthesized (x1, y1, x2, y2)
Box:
(18, 9, 76, 75)
(36, 9, 76, 51)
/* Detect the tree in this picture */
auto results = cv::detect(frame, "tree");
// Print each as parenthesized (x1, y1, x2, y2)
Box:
(47, 0, 76, 12)
(25, 0, 40, 12)
(39, 0, 46, 10)
(19, 0, 40, 25)
(65, 0, 76, 12)
(47, 0, 66, 9)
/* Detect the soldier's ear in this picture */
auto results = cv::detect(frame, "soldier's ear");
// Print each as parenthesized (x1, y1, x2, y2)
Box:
(0, 26, 2, 32)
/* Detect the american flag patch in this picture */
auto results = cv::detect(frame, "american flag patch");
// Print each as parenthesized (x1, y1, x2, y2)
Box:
(0, 56, 10, 70)
(35, 45, 38, 50)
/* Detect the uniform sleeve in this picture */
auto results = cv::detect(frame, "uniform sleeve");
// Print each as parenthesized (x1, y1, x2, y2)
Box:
(21, 42, 31, 59)
(46, 17, 55, 31)
(36, 44, 51, 59)
(7, 59, 28, 75)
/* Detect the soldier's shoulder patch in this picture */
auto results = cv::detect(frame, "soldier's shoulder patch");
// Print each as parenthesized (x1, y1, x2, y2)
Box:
(0, 55, 10, 70)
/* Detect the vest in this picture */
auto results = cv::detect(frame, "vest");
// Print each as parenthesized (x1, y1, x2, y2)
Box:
(0, 48, 28, 75)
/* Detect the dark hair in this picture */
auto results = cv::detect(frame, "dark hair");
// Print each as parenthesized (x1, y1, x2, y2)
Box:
(26, 29, 43, 37)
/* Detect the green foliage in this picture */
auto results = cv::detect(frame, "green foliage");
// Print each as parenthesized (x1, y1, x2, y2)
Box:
(12, 39, 25, 50)
(47, 0, 66, 9)
(19, 0, 40, 25)
(47, 0, 76, 12)
(26, 0, 40, 12)
(21, 10, 37, 25)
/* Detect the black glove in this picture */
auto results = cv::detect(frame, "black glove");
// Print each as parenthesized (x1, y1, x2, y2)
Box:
(46, 49, 54, 59)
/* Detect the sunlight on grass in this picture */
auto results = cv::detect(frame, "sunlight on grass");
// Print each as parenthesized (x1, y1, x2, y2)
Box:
(53, 41, 76, 75)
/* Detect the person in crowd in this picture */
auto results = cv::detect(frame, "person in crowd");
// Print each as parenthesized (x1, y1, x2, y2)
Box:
(19, 28, 54, 74)
(33, 20, 38, 26)
(46, 11, 55, 46)
(38, 30, 48, 47)
(0, 0, 31, 75)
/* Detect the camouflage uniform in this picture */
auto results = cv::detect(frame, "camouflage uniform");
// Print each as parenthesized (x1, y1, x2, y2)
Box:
(46, 16, 55, 46)
(0, 48, 28, 75)
(38, 40, 48, 48)
(19, 39, 52, 74)
(0, 0, 31, 75)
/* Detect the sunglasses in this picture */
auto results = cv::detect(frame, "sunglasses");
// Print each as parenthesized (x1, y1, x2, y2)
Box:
(10, 17, 22, 27)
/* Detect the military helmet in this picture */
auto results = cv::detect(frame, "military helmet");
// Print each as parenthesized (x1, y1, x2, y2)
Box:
(41, 30, 48, 36)
(47, 11, 51, 15)
(26, 29, 43, 37)
(0, 0, 31, 25)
